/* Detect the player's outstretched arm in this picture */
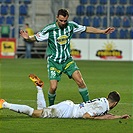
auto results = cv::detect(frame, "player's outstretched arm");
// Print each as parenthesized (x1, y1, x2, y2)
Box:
(82, 112, 95, 119)
(85, 27, 115, 34)
(83, 113, 130, 120)
(20, 30, 36, 42)
(93, 114, 130, 120)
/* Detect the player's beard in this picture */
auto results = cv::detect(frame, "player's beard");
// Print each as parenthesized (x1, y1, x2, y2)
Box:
(58, 22, 67, 29)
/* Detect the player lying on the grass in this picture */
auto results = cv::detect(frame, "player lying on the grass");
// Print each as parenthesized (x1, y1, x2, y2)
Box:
(0, 74, 130, 120)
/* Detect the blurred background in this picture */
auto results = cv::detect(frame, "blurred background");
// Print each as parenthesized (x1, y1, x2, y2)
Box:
(0, 0, 132, 58)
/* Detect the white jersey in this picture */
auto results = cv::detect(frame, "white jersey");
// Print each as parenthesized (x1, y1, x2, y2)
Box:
(41, 98, 109, 118)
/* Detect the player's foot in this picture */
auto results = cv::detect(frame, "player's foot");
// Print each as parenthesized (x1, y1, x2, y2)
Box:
(29, 74, 44, 88)
(0, 99, 5, 109)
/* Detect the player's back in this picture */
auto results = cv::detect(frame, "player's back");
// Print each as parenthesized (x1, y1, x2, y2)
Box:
(72, 97, 109, 118)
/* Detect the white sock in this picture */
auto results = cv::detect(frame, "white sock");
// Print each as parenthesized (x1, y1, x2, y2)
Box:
(36, 86, 46, 109)
(3, 102, 34, 116)
(2, 102, 10, 108)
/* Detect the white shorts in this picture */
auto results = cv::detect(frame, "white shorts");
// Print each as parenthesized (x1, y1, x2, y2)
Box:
(41, 100, 75, 118)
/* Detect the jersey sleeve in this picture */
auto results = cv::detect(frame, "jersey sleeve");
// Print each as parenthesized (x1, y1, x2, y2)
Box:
(35, 31, 49, 41)
(70, 21, 86, 33)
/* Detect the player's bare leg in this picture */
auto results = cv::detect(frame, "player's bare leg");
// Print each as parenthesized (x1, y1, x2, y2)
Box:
(48, 80, 57, 106)
(72, 70, 90, 102)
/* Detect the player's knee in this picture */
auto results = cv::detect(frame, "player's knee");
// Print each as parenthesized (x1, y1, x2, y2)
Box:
(49, 80, 58, 93)
(50, 85, 57, 92)
(77, 79, 86, 88)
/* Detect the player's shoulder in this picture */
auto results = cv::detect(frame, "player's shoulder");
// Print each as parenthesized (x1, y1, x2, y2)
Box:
(98, 97, 107, 101)
(41, 22, 57, 33)
(100, 97, 108, 105)
(68, 21, 80, 27)
(90, 97, 107, 103)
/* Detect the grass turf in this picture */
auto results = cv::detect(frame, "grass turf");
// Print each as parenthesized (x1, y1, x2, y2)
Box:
(0, 59, 132, 133)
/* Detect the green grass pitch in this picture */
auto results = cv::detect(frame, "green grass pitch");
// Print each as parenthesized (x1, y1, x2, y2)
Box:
(0, 59, 132, 133)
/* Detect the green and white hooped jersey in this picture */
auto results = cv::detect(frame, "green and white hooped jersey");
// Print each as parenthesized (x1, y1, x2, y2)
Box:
(35, 21, 86, 63)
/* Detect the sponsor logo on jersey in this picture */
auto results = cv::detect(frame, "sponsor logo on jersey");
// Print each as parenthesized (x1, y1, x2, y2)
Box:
(57, 35, 68, 45)
(79, 103, 84, 108)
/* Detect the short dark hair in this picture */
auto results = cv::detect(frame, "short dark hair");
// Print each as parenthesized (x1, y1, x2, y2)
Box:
(107, 91, 120, 103)
(57, 9, 69, 17)
(25, 23, 29, 27)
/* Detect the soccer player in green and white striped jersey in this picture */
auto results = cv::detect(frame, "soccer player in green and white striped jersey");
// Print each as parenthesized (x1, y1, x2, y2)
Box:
(20, 9, 115, 106)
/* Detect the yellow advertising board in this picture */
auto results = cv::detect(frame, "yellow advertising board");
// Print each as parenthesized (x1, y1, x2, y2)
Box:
(0, 38, 16, 58)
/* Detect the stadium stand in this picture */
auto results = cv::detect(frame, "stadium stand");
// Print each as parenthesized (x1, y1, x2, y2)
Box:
(79, 32, 87, 38)
(76, 5, 85, 16)
(110, 5, 115, 15)
(115, 5, 125, 16)
(0, 0, 31, 38)
(96, 5, 106, 16)
(86, 5, 95, 16)
(19, 16, 25, 24)
(6, 16, 14, 26)
(90, 0, 98, 5)
(122, 17, 131, 28)
(72, 33, 77, 38)
(92, 16, 101, 27)
(73, 16, 82, 24)
(99, 0, 107, 5)
(119, 28, 129, 39)
(6, 16, 14, 25)
(1, 25, 10, 38)
(15, 42, 47, 58)
(1, 5, 8, 15)
(102, 16, 107, 27)
(130, 29, 133, 38)
(4, 0, 11, 3)
(112, 16, 121, 28)
(82, 16, 91, 26)
(10, 4, 15, 15)
(80, 0, 88, 5)
(119, 0, 127, 5)
(89, 33, 97, 38)
(99, 33, 107, 39)
(0, 0, 132, 41)
(129, 0, 133, 4)
(110, 0, 117, 5)
(127, 6, 133, 15)
(0, 0, 43, 58)
(72, 0, 132, 39)
(0, 16, 5, 25)
(109, 29, 118, 39)
(23, 0, 31, 4)
(11, 27, 15, 38)
(19, 4, 28, 15)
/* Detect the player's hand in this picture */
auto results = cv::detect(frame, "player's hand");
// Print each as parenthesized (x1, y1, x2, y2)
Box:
(104, 27, 115, 34)
(20, 30, 29, 39)
(120, 114, 130, 119)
